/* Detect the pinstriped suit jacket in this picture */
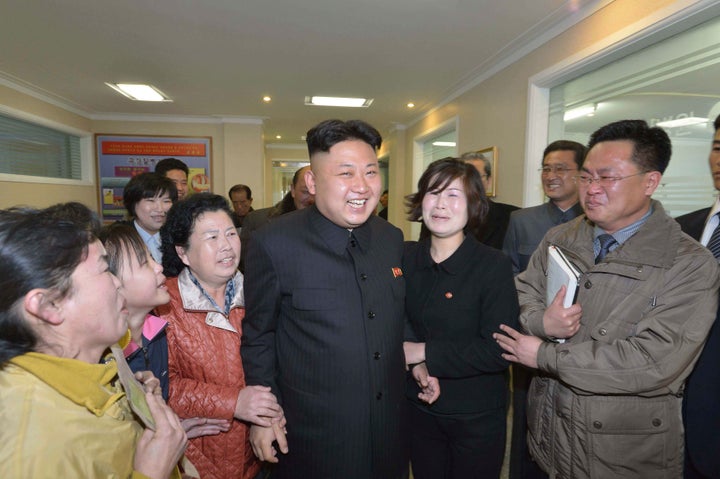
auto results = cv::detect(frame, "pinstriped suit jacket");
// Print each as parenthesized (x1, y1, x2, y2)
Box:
(242, 205, 409, 479)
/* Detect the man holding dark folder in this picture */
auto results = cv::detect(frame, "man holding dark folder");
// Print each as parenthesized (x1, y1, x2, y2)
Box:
(495, 119, 719, 478)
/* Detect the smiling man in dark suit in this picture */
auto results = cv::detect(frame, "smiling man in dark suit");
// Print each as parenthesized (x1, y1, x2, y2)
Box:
(241, 119, 413, 479)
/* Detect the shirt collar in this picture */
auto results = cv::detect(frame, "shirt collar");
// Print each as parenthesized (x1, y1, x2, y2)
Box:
(593, 205, 653, 246)
(123, 314, 168, 357)
(133, 220, 159, 243)
(308, 205, 373, 255)
(418, 235, 475, 275)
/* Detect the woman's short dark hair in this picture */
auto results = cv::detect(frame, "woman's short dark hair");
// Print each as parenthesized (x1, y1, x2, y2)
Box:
(0, 204, 96, 365)
(406, 157, 489, 239)
(98, 223, 149, 278)
(160, 193, 234, 277)
(123, 172, 178, 218)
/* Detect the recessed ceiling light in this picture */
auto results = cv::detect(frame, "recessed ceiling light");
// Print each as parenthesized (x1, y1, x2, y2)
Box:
(305, 96, 373, 108)
(656, 117, 708, 128)
(275, 135, 282, 139)
(106, 83, 171, 102)
(263, 96, 272, 103)
(407, 102, 415, 108)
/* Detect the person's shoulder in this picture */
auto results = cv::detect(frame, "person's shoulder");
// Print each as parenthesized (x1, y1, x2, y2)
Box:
(676, 207, 711, 222)
(509, 203, 546, 220)
(492, 201, 520, 214)
(368, 214, 403, 239)
(256, 207, 308, 238)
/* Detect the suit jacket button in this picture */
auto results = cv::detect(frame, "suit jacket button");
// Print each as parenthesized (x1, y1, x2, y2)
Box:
(599, 328, 607, 336)
(368, 311, 376, 319)
(376, 392, 383, 400)
(374, 352, 381, 360)
(585, 280, 592, 289)
(360, 273, 368, 280)
(593, 420, 603, 429)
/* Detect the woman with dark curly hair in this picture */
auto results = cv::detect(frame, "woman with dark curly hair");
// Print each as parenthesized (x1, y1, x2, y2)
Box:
(403, 158, 520, 478)
(159, 193, 284, 479)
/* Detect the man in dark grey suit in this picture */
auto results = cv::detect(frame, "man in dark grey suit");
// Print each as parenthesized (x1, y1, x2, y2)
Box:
(676, 113, 720, 479)
(241, 119, 412, 478)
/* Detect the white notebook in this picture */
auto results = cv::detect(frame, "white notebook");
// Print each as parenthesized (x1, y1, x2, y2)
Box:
(546, 245, 580, 308)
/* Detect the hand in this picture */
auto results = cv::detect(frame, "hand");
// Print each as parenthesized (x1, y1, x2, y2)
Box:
(249, 422, 289, 463)
(234, 385, 283, 426)
(134, 391, 187, 479)
(543, 285, 582, 339)
(181, 417, 231, 439)
(135, 370, 162, 396)
(411, 362, 440, 404)
(403, 341, 426, 367)
(493, 324, 542, 369)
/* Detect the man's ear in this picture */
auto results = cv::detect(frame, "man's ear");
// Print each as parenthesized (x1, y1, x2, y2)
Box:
(175, 245, 190, 267)
(644, 171, 662, 196)
(305, 169, 317, 195)
(24, 289, 64, 325)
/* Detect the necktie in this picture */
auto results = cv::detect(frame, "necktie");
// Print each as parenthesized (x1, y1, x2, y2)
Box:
(707, 218, 720, 260)
(595, 234, 617, 264)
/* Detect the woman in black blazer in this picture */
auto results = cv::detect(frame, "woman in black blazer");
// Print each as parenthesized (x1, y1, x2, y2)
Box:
(403, 157, 520, 479)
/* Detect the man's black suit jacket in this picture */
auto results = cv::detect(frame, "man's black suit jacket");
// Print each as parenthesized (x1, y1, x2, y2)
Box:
(241, 206, 408, 479)
(677, 206, 720, 478)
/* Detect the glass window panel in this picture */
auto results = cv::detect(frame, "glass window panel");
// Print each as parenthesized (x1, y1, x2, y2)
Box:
(0, 113, 82, 180)
(548, 15, 720, 216)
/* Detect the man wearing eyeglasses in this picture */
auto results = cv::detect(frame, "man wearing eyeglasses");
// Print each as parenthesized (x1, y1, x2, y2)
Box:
(495, 119, 719, 479)
(503, 140, 586, 276)
(503, 139, 585, 479)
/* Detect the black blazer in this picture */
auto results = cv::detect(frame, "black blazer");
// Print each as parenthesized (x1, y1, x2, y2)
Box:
(676, 206, 720, 478)
(676, 207, 710, 241)
(241, 206, 408, 479)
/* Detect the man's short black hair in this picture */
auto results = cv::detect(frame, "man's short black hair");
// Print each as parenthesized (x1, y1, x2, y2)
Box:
(714, 113, 720, 132)
(306, 119, 382, 157)
(543, 140, 587, 168)
(587, 119, 671, 174)
(228, 184, 252, 200)
(123, 172, 178, 218)
(155, 158, 189, 177)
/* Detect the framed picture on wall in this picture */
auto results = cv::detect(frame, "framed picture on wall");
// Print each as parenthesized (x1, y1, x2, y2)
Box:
(476, 146, 498, 197)
(95, 134, 212, 223)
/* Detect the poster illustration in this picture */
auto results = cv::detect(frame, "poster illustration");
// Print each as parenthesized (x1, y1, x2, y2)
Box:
(96, 134, 212, 222)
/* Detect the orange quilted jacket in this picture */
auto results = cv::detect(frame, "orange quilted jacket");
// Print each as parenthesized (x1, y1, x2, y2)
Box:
(159, 270, 260, 479)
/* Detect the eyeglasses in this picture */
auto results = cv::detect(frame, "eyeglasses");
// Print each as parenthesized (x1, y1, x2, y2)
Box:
(573, 171, 646, 188)
(539, 166, 576, 175)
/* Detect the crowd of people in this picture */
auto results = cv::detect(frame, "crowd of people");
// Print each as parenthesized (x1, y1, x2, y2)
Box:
(1, 115, 720, 479)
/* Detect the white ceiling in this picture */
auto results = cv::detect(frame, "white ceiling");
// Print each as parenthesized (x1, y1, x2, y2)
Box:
(1, 0, 600, 145)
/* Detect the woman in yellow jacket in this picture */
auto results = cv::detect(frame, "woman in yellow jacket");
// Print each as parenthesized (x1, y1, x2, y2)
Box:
(0, 203, 186, 479)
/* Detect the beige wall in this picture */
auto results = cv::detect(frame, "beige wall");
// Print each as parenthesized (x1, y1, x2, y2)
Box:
(392, 0, 681, 239)
(0, 94, 267, 210)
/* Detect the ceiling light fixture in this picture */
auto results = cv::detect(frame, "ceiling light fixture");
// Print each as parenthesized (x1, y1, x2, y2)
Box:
(275, 135, 282, 139)
(432, 141, 456, 147)
(407, 102, 415, 108)
(656, 117, 708, 128)
(106, 83, 171, 102)
(305, 96, 373, 108)
(263, 96, 272, 103)
(563, 104, 596, 121)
